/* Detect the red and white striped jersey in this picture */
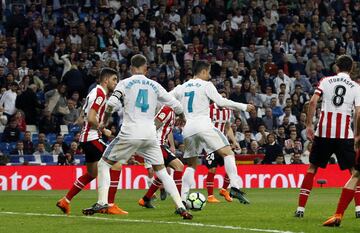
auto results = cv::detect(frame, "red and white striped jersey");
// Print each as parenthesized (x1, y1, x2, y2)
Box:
(80, 85, 108, 142)
(209, 103, 232, 134)
(155, 105, 175, 145)
(314, 72, 360, 139)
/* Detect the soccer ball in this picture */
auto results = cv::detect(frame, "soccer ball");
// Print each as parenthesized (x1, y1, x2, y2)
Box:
(186, 192, 206, 211)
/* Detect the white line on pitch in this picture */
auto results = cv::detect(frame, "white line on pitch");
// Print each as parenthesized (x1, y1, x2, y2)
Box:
(0, 211, 303, 233)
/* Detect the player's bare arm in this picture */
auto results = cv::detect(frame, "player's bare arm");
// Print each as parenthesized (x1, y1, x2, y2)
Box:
(306, 93, 320, 141)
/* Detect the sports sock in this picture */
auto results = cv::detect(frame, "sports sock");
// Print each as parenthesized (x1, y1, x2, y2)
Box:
(108, 169, 121, 205)
(146, 176, 154, 189)
(297, 172, 315, 211)
(206, 172, 215, 196)
(181, 167, 195, 202)
(173, 170, 183, 194)
(223, 174, 230, 189)
(223, 155, 241, 189)
(336, 188, 355, 215)
(156, 168, 185, 209)
(97, 159, 112, 205)
(354, 181, 360, 212)
(144, 178, 162, 200)
(65, 173, 94, 201)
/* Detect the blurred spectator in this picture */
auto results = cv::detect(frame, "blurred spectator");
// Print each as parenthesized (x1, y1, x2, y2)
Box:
(51, 143, 64, 165)
(262, 133, 282, 164)
(22, 131, 34, 154)
(239, 130, 254, 153)
(63, 99, 80, 125)
(291, 152, 304, 164)
(38, 133, 52, 152)
(0, 107, 8, 129)
(273, 154, 285, 165)
(15, 84, 44, 124)
(246, 109, 264, 133)
(0, 82, 18, 120)
(55, 134, 69, 154)
(14, 110, 26, 132)
(2, 120, 20, 142)
(10, 141, 25, 156)
(301, 141, 312, 165)
(33, 143, 50, 163)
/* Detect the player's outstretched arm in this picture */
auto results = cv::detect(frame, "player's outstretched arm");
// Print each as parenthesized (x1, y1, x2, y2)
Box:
(158, 84, 184, 115)
(306, 93, 320, 141)
(205, 82, 254, 112)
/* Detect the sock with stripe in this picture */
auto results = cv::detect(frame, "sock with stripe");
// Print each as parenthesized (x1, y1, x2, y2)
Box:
(173, 170, 183, 194)
(223, 155, 241, 189)
(65, 173, 95, 201)
(223, 174, 230, 189)
(97, 159, 112, 205)
(297, 172, 315, 212)
(108, 169, 121, 205)
(144, 178, 162, 200)
(181, 167, 195, 202)
(336, 188, 355, 215)
(206, 172, 215, 196)
(156, 168, 185, 209)
(354, 181, 360, 212)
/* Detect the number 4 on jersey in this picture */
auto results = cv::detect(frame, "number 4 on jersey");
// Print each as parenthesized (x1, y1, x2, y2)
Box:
(136, 89, 149, 112)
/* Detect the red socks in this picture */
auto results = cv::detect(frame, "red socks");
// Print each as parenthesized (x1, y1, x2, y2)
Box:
(298, 172, 315, 208)
(173, 171, 183, 194)
(144, 178, 162, 200)
(206, 172, 215, 196)
(336, 188, 355, 215)
(223, 174, 230, 189)
(66, 173, 94, 201)
(108, 169, 121, 204)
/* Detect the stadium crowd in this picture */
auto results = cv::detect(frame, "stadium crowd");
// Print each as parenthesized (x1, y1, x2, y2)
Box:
(0, 0, 359, 166)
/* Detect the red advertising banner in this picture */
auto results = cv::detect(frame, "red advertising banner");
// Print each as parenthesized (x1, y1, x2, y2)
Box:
(0, 165, 350, 191)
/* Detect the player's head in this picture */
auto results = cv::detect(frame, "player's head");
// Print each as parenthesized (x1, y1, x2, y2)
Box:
(335, 55, 353, 73)
(193, 60, 211, 80)
(100, 67, 118, 92)
(130, 54, 148, 75)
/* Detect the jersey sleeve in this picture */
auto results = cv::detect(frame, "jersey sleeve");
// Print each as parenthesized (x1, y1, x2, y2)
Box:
(355, 84, 360, 107)
(90, 89, 106, 111)
(155, 106, 172, 123)
(107, 81, 125, 111)
(205, 82, 248, 111)
(169, 85, 182, 101)
(157, 84, 183, 115)
(314, 78, 325, 96)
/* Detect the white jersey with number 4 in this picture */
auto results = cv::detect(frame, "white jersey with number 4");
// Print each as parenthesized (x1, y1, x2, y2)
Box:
(171, 78, 247, 137)
(314, 72, 360, 139)
(107, 75, 183, 140)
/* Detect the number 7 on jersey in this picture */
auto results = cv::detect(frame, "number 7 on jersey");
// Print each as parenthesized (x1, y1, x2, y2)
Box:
(185, 91, 195, 113)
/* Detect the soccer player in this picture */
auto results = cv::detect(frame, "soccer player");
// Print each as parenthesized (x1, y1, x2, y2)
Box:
(205, 90, 240, 203)
(138, 105, 184, 208)
(82, 54, 192, 220)
(171, 61, 255, 204)
(56, 68, 127, 215)
(294, 55, 360, 218)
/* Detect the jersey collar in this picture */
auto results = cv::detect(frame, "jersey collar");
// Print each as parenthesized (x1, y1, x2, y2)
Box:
(97, 84, 107, 95)
(338, 72, 350, 79)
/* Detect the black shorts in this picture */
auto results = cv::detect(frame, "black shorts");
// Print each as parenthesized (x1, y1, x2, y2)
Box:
(203, 152, 224, 169)
(309, 137, 355, 170)
(161, 145, 177, 167)
(81, 140, 106, 163)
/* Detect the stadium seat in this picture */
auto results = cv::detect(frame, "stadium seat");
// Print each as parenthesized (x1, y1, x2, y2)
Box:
(9, 155, 21, 163)
(26, 125, 38, 134)
(47, 133, 57, 144)
(74, 154, 85, 165)
(41, 155, 57, 165)
(0, 142, 11, 154)
(19, 132, 25, 140)
(64, 134, 73, 145)
(24, 155, 35, 162)
(68, 124, 81, 134)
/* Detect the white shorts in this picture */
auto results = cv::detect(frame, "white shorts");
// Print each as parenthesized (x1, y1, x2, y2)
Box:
(183, 127, 230, 159)
(103, 137, 164, 166)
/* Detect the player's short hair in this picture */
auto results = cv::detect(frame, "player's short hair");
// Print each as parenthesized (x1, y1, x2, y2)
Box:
(193, 60, 210, 75)
(99, 67, 118, 82)
(336, 55, 353, 72)
(131, 54, 147, 68)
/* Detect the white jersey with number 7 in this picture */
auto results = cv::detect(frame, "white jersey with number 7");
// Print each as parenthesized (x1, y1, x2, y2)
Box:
(171, 78, 248, 138)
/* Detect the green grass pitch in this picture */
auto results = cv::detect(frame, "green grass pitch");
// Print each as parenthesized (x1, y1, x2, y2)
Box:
(0, 188, 358, 233)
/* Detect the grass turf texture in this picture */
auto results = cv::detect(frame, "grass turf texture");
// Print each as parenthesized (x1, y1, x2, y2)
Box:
(0, 188, 358, 233)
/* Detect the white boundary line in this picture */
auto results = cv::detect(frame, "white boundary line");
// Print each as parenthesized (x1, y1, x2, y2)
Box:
(0, 211, 303, 233)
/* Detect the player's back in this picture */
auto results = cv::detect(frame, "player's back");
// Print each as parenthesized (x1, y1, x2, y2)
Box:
(80, 85, 107, 142)
(172, 79, 213, 137)
(315, 72, 360, 138)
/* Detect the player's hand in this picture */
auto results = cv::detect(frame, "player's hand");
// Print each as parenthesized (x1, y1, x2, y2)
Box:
(306, 126, 314, 141)
(231, 142, 240, 150)
(246, 104, 256, 113)
(170, 146, 176, 154)
(102, 128, 112, 138)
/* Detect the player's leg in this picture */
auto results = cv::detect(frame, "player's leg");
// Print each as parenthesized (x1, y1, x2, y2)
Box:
(57, 141, 101, 214)
(323, 169, 360, 227)
(107, 162, 127, 214)
(206, 166, 220, 203)
(145, 164, 155, 188)
(295, 137, 333, 217)
(217, 156, 232, 202)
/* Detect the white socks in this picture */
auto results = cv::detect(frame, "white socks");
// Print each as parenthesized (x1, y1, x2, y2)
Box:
(146, 176, 154, 189)
(156, 167, 185, 209)
(97, 159, 112, 205)
(224, 155, 241, 189)
(181, 167, 195, 202)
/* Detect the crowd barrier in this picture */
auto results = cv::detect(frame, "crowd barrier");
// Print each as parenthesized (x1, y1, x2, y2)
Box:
(0, 164, 350, 191)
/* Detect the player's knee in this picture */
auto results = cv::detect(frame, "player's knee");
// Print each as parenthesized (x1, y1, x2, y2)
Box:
(112, 162, 122, 171)
(171, 160, 184, 171)
(216, 146, 234, 157)
(152, 164, 165, 171)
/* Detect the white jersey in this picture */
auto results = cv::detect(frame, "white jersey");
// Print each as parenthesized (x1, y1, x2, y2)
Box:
(171, 78, 247, 137)
(80, 85, 107, 142)
(107, 74, 183, 139)
(314, 72, 360, 139)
